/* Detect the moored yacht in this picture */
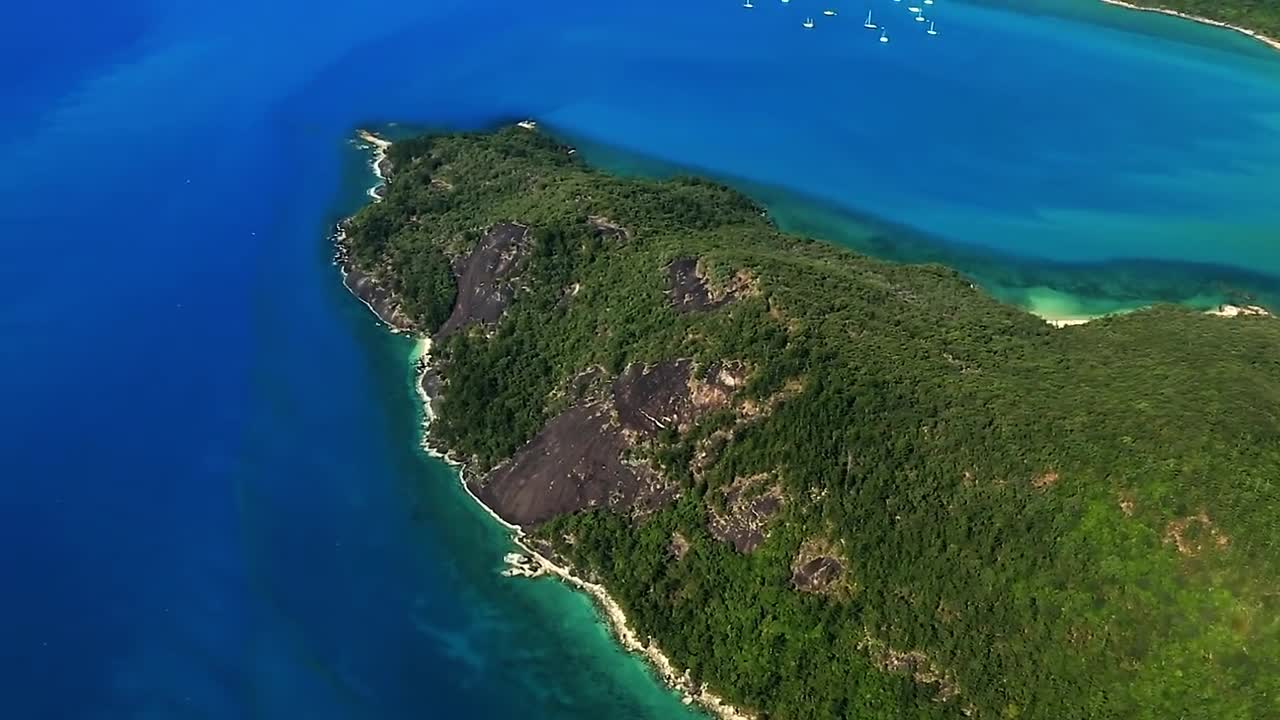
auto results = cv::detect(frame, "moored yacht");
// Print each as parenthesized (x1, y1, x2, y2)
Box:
(864, 10, 877, 28)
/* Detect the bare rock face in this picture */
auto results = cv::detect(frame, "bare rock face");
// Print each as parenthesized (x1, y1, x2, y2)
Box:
(709, 474, 785, 553)
(340, 261, 417, 332)
(471, 359, 747, 528)
(613, 360, 695, 435)
(792, 556, 844, 593)
(613, 360, 746, 436)
(667, 258, 752, 313)
(791, 538, 847, 595)
(435, 223, 531, 339)
(471, 402, 674, 528)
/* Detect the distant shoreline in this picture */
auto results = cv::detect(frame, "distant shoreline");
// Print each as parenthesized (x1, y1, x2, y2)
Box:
(1037, 303, 1272, 328)
(1099, 0, 1280, 53)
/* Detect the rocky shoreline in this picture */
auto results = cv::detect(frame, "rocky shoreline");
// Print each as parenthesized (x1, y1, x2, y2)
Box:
(337, 129, 753, 720)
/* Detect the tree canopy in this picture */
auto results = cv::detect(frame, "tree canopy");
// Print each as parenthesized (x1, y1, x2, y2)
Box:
(343, 126, 1280, 720)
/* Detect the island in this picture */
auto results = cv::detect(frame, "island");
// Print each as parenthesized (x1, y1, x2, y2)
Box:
(337, 126, 1280, 719)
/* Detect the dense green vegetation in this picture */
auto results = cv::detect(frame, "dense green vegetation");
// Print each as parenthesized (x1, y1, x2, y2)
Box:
(343, 127, 1280, 719)
(1121, 0, 1280, 41)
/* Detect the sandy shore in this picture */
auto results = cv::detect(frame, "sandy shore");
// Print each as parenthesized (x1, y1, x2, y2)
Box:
(1039, 303, 1272, 328)
(1208, 303, 1272, 318)
(1099, 0, 1280, 52)
(1041, 315, 1098, 328)
(347, 131, 752, 720)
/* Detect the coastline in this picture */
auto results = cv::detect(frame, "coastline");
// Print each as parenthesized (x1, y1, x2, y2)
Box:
(345, 130, 752, 720)
(1099, 0, 1280, 53)
(411, 340, 750, 720)
(356, 129, 394, 201)
(1037, 303, 1272, 328)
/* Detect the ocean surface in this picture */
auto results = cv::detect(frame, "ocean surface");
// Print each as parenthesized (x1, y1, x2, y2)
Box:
(3, 1, 1279, 718)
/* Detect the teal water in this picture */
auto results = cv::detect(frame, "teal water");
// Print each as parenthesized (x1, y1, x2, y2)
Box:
(4, 1, 1280, 718)
(536, 0, 1280, 317)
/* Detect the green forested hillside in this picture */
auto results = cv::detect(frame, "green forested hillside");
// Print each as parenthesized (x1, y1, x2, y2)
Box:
(343, 127, 1280, 719)
(1123, 0, 1280, 40)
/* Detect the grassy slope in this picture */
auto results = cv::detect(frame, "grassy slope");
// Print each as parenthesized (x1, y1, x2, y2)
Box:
(344, 128, 1280, 719)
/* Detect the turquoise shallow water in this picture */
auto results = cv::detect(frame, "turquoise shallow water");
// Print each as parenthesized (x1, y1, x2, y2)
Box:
(3, 1, 1280, 718)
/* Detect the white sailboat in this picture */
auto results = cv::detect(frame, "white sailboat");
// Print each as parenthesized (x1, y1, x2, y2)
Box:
(823, 9, 838, 16)
(915, 13, 926, 22)
(743, 0, 754, 7)
(907, 5, 921, 11)
(879, 28, 890, 43)
(863, 10, 877, 28)
(926, 20, 938, 34)
(803, 16, 815, 28)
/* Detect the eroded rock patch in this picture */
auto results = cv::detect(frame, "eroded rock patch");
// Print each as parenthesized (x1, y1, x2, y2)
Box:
(435, 222, 531, 339)
(471, 402, 673, 528)
(613, 360, 747, 436)
(791, 537, 848, 595)
(709, 473, 785, 553)
(667, 258, 755, 313)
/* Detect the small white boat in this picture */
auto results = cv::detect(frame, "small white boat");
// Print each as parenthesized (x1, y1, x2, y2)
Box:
(823, 9, 837, 16)
(880, 29, 890, 42)
(743, 0, 754, 7)
(927, 20, 938, 34)
(924, 0, 934, 4)
(908, 5, 921, 11)
(863, 10, 877, 28)
(803, 17, 815, 28)
(915, 13, 926, 22)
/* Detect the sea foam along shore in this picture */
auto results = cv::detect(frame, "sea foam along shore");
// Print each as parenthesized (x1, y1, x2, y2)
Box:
(1100, 0, 1280, 52)
(357, 129, 394, 200)
(347, 129, 753, 720)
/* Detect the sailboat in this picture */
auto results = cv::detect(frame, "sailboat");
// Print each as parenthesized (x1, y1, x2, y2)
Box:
(907, 5, 921, 11)
(924, 0, 934, 4)
(743, 0, 754, 7)
(926, 20, 938, 34)
(803, 17, 815, 28)
(863, 10, 877, 28)
(915, 13, 926, 22)
(879, 29, 890, 43)
(823, 9, 838, 16)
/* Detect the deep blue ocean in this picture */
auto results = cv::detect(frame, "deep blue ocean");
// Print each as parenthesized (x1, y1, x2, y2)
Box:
(3, 1, 1279, 718)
